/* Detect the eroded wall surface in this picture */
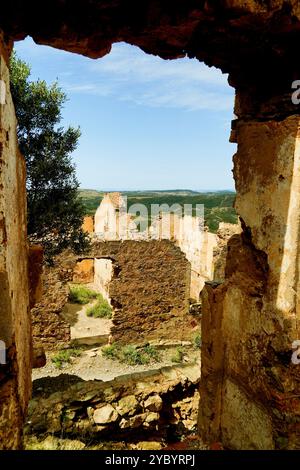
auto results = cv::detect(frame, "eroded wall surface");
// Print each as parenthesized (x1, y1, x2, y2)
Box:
(200, 102, 300, 448)
(0, 34, 31, 449)
(73, 258, 94, 284)
(26, 363, 200, 442)
(213, 223, 242, 282)
(31, 240, 191, 349)
(31, 261, 71, 352)
(151, 214, 219, 300)
(177, 228, 218, 300)
(90, 240, 192, 344)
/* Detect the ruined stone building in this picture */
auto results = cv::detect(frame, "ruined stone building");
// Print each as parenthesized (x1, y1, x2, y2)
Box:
(92, 195, 223, 300)
(91, 240, 192, 344)
(93, 196, 237, 300)
(94, 192, 137, 240)
(31, 240, 192, 350)
(150, 213, 220, 299)
(1, 0, 300, 451)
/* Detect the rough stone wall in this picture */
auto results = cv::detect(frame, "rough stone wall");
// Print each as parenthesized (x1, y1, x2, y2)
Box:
(26, 363, 200, 441)
(28, 245, 43, 309)
(177, 227, 218, 300)
(151, 214, 218, 300)
(94, 193, 137, 240)
(31, 262, 71, 351)
(73, 259, 94, 284)
(82, 216, 94, 234)
(89, 240, 192, 344)
(213, 223, 242, 282)
(94, 195, 118, 239)
(31, 240, 191, 349)
(200, 104, 300, 448)
(0, 34, 32, 450)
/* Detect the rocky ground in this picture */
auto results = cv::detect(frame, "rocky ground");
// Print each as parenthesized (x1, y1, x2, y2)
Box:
(30, 296, 202, 450)
(32, 343, 200, 382)
(26, 359, 205, 451)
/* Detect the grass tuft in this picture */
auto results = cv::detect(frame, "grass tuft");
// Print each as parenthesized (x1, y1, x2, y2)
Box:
(171, 347, 184, 363)
(86, 294, 112, 319)
(194, 333, 202, 349)
(101, 342, 119, 360)
(68, 284, 98, 304)
(102, 343, 160, 366)
(51, 348, 81, 369)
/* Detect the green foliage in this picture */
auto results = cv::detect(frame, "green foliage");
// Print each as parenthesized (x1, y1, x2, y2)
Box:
(171, 347, 184, 363)
(101, 342, 119, 360)
(86, 295, 112, 319)
(102, 343, 160, 365)
(78, 189, 238, 233)
(121, 345, 149, 365)
(194, 334, 202, 349)
(10, 52, 90, 263)
(51, 348, 81, 369)
(68, 284, 98, 304)
(142, 344, 161, 361)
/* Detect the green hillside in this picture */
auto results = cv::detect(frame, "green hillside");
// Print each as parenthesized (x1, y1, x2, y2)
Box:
(78, 189, 238, 233)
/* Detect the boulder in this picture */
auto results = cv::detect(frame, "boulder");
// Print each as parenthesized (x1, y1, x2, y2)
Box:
(93, 404, 118, 424)
(119, 413, 147, 429)
(116, 395, 139, 416)
(144, 394, 162, 412)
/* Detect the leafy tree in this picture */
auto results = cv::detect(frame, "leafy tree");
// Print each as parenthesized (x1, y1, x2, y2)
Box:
(10, 52, 89, 262)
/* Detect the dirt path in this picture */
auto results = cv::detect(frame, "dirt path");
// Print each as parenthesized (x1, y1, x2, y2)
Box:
(61, 301, 112, 345)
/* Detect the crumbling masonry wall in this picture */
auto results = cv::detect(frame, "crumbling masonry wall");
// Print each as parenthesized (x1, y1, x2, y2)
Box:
(90, 240, 191, 344)
(31, 240, 191, 349)
(199, 99, 300, 449)
(26, 363, 200, 442)
(31, 262, 71, 352)
(0, 34, 31, 449)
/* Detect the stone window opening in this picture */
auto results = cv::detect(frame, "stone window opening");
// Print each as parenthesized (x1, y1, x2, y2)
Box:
(2, 2, 299, 450)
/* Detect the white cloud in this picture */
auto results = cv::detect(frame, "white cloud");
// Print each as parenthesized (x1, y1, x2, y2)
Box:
(69, 43, 233, 112)
(90, 44, 226, 86)
(16, 38, 233, 112)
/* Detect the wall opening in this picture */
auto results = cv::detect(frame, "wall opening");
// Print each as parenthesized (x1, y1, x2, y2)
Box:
(13, 35, 236, 450)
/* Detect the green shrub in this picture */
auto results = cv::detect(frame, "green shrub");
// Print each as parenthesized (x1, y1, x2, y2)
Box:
(101, 343, 160, 366)
(120, 345, 149, 366)
(171, 347, 184, 363)
(194, 334, 202, 349)
(143, 344, 161, 362)
(102, 343, 120, 360)
(68, 284, 98, 304)
(51, 348, 81, 369)
(86, 294, 112, 319)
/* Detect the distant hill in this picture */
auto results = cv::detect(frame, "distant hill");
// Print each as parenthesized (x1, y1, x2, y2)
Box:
(78, 189, 237, 233)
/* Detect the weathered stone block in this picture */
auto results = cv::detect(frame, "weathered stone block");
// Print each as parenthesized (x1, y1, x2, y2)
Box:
(93, 404, 119, 424)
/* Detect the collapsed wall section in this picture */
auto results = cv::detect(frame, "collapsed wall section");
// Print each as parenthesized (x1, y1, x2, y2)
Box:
(90, 240, 192, 344)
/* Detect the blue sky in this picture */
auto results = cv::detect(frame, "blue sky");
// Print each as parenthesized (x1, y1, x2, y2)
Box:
(14, 37, 236, 191)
